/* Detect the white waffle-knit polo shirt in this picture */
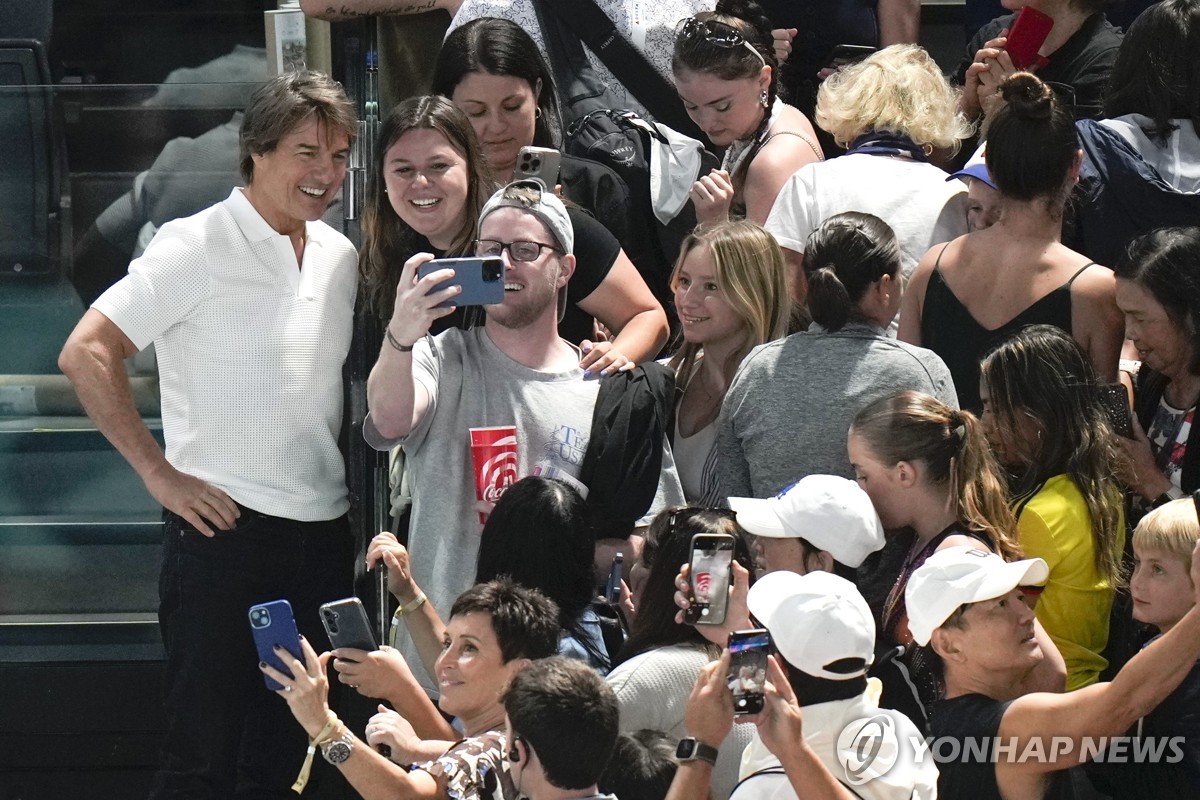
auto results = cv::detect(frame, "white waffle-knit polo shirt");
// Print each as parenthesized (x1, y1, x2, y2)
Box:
(93, 188, 356, 521)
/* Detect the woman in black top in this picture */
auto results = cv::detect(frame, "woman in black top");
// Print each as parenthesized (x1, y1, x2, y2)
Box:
(900, 72, 1123, 412)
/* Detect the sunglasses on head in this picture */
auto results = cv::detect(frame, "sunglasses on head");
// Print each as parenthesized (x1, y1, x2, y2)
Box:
(676, 17, 766, 67)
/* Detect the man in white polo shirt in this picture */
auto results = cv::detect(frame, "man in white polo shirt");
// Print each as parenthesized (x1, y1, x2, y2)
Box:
(59, 72, 358, 798)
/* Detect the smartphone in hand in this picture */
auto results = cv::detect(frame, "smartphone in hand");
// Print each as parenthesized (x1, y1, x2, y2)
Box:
(1004, 6, 1054, 70)
(605, 553, 624, 604)
(1098, 383, 1133, 438)
(516, 146, 562, 188)
(320, 597, 378, 652)
(418, 256, 504, 308)
(728, 628, 771, 714)
(249, 599, 304, 691)
(685, 533, 736, 625)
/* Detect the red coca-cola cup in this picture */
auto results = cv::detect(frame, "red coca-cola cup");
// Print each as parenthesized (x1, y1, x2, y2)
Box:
(470, 426, 518, 523)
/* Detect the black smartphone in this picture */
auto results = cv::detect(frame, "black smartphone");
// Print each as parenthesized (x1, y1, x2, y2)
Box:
(249, 599, 303, 691)
(605, 552, 624, 604)
(320, 597, 378, 652)
(417, 256, 505, 308)
(827, 44, 876, 70)
(516, 146, 561, 187)
(1099, 383, 1133, 438)
(685, 533, 736, 625)
(728, 628, 770, 715)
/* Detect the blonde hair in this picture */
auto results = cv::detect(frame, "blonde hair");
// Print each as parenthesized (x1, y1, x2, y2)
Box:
(668, 220, 789, 386)
(815, 44, 973, 151)
(1135, 498, 1200, 566)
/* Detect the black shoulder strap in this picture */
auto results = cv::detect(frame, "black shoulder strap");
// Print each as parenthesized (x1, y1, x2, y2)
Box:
(732, 766, 870, 800)
(532, 0, 705, 140)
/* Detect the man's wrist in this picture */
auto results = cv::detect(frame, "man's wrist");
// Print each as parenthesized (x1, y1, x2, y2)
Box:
(386, 326, 417, 352)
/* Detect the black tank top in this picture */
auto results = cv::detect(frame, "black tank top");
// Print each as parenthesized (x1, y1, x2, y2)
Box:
(920, 248, 1095, 413)
(931, 693, 1078, 800)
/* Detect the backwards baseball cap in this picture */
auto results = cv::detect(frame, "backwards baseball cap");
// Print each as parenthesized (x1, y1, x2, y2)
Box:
(905, 546, 1050, 646)
(728, 475, 884, 568)
(478, 179, 574, 255)
(947, 142, 995, 189)
(747, 570, 875, 680)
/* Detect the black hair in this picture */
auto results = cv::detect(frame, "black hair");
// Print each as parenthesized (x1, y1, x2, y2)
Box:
(449, 578, 561, 662)
(796, 537, 858, 581)
(672, 0, 780, 106)
(432, 16, 563, 147)
(598, 730, 678, 800)
(1104, 0, 1200, 145)
(985, 73, 1078, 206)
(503, 656, 620, 790)
(475, 477, 606, 666)
(1114, 226, 1200, 374)
(615, 507, 754, 665)
(802, 212, 901, 331)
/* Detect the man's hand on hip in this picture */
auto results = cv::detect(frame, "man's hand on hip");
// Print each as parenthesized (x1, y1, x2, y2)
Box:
(146, 463, 240, 536)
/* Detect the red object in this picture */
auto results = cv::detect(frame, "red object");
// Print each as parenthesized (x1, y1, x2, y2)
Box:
(470, 426, 518, 523)
(1005, 6, 1054, 71)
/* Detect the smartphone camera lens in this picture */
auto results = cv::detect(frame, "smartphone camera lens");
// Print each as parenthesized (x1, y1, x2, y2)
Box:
(250, 608, 270, 628)
(484, 260, 502, 282)
(322, 608, 339, 634)
(529, 157, 541, 170)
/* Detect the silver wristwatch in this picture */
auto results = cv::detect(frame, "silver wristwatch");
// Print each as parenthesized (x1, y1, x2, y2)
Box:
(321, 732, 355, 764)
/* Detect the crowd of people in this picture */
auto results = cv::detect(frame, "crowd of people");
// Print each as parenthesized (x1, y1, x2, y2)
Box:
(55, 0, 1200, 797)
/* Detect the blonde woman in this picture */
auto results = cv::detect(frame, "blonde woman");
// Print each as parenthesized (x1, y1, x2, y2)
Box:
(668, 220, 788, 504)
(764, 44, 973, 308)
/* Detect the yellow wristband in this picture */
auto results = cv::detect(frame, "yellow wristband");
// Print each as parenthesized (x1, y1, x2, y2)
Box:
(292, 713, 339, 793)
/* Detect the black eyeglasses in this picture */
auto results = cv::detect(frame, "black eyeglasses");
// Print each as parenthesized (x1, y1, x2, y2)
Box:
(474, 239, 560, 262)
(676, 17, 766, 66)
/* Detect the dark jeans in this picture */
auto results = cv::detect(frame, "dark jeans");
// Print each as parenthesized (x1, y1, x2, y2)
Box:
(148, 505, 354, 799)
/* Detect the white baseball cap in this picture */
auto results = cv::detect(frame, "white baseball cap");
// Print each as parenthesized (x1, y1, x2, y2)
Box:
(905, 546, 1049, 646)
(729, 475, 885, 568)
(747, 570, 875, 681)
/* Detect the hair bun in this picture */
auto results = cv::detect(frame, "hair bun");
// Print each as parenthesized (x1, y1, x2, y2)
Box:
(998, 72, 1055, 121)
(714, 0, 773, 38)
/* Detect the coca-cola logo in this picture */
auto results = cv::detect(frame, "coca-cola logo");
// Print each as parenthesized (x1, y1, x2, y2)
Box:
(479, 445, 518, 503)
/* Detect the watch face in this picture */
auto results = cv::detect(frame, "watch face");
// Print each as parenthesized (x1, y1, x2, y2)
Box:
(325, 739, 353, 764)
(676, 739, 697, 759)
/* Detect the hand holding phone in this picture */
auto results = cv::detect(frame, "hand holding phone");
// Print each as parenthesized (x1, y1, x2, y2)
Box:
(685, 533, 736, 625)
(1004, 6, 1054, 70)
(321, 597, 379, 652)
(1099, 383, 1133, 438)
(417, 256, 504, 308)
(727, 629, 770, 714)
(249, 599, 304, 691)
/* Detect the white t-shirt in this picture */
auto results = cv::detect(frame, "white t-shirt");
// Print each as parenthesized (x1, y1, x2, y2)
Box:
(93, 188, 357, 521)
(764, 153, 969, 284)
(448, 0, 710, 116)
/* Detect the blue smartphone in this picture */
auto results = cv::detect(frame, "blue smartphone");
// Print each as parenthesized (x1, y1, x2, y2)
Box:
(249, 599, 304, 691)
(418, 256, 505, 308)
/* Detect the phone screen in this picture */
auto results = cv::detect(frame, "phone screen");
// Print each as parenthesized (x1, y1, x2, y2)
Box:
(728, 629, 770, 714)
(687, 534, 735, 625)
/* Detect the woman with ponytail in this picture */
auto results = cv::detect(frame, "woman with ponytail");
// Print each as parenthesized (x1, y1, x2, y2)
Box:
(716, 213, 957, 499)
(848, 390, 1065, 720)
(901, 71, 1124, 413)
(672, 0, 823, 226)
(979, 325, 1125, 690)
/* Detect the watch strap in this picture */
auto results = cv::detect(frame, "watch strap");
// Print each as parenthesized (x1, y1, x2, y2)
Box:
(676, 737, 719, 765)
